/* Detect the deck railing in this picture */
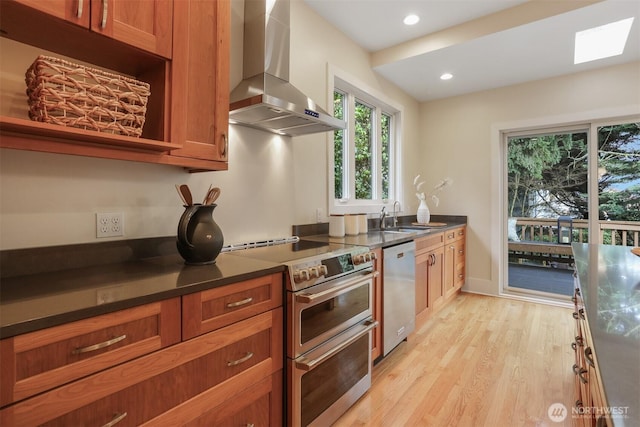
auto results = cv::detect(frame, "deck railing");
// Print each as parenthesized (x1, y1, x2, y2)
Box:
(512, 218, 640, 247)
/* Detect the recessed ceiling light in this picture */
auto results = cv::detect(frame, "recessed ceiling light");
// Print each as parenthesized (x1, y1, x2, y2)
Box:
(403, 14, 420, 26)
(574, 17, 634, 64)
(440, 73, 453, 80)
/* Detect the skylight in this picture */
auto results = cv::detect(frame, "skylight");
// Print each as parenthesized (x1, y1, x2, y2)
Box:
(574, 17, 634, 64)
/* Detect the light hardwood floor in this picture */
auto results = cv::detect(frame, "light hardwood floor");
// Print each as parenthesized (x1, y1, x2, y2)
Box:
(335, 293, 575, 427)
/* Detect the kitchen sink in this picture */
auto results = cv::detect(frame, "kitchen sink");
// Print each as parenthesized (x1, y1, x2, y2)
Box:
(382, 230, 415, 235)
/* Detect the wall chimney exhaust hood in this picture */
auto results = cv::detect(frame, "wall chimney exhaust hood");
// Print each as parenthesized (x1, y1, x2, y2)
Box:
(229, 0, 346, 136)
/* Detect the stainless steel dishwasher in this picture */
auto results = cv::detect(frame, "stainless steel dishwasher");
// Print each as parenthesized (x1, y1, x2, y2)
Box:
(383, 240, 416, 356)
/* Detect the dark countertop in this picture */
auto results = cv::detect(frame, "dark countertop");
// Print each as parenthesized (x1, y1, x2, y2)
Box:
(0, 253, 284, 339)
(572, 243, 640, 427)
(304, 221, 467, 249)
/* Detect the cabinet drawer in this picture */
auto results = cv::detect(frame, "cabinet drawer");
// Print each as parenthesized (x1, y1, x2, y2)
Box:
(149, 371, 282, 427)
(182, 273, 283, 340)
(0, 308, 283, 426)
(0, 298, 181, 406)
(415, 232, 444, 254)
(445, 226, 465, 243)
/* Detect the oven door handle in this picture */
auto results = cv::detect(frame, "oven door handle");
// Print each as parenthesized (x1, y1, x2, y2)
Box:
(295, 270, 378, 304)
(295, 319, 378, 371)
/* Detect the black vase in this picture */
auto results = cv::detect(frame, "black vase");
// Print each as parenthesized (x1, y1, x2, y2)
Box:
(176, 204, 224, 265)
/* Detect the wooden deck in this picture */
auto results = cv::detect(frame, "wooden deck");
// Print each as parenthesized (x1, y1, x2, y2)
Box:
(508, 263, 574, 296)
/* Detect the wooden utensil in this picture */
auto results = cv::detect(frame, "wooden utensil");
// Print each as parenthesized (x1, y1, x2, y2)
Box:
(178, 184, 193, 206)
(204, 187, 221, 205)
(175, 184, 188, 205)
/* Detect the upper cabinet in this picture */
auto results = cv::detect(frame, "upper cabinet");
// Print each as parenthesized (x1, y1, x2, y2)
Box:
(8, 0, 173, 58)
(169, 0, 229, 164)
(89, 0, 173, 59)
(0, 0, 229, 172)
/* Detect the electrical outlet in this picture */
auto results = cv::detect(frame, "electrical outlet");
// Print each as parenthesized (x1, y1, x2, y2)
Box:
(96, 212, 124, 238)
(316, 208, 323, 223)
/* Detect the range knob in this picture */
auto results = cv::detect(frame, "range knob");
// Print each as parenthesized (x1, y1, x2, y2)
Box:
(293, 269, 310, 283)
(353, 251, 376, 265)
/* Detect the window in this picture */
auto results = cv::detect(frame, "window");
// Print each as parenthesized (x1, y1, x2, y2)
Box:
(331, 76, 400, 214)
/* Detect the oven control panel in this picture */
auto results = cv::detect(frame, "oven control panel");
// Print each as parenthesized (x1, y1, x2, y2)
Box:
(290, 249, 376, 288)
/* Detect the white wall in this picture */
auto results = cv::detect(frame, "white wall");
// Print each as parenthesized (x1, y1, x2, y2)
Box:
(419, 61, 640, 296)
(0, 0, 420, 250)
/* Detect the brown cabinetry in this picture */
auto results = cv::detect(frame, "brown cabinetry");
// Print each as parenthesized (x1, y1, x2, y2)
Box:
(0, 0, 229, 172)
(444, 226, 466, 299)
(572, 284, 610, 427)
(9, 0, 173, 58)
(414, 226, 466, 328)
(0, 298, 181, 407)
(0, 274, 284, 425)
(170, 0, 230, 164)
(370, 247, 383, 363)
(415, 232, 445, 325)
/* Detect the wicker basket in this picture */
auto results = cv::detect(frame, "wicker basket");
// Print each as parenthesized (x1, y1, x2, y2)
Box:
(25, 55, 150, 137)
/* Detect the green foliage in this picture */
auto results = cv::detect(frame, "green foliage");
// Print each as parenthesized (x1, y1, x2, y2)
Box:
(333, 91, 345, 199)
(508, 123, 639, 241)
(355, 101, 373, 199)
(333, 91, 392, 202)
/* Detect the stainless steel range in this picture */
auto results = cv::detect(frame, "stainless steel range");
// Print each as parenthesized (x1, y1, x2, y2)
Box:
(228, 239, 377, 427)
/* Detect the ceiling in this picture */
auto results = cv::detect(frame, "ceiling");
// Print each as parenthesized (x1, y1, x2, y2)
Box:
(303, 0, 640, 101)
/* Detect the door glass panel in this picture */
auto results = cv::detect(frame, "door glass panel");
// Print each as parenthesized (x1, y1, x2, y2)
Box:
(506, 130, 587, 296)
(597, 123, 640, 244)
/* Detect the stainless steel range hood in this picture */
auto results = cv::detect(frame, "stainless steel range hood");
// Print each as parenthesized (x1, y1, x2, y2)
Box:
(229, 0, 346, 136)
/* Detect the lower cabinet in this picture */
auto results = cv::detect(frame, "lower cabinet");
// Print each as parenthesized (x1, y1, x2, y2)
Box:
(415, 226, 466, 328)
(371, 247, 383, 363)
(572, 283, 610, 427)
(0, 274, 284, 426)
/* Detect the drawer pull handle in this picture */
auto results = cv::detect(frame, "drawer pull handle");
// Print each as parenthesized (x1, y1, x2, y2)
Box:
(227, 351, 254, 367)
(102, 412, 127, 427)
(585, 347, 595, 367)
(76, 0, 83, 18)
(73, 334, 126, 354)
(226, 297, 253, 308)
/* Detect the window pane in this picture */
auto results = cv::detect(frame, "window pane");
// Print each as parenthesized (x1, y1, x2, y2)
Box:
(333, 91, 345, 199)
(381, 113, 391, 200)
(355, 101, 373, 199)
(597, 123, 640, 244)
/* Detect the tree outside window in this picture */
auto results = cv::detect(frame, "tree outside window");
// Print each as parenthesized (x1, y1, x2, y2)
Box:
(333, 86, 395, 209)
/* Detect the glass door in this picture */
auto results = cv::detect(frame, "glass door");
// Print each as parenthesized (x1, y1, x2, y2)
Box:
(504, 120, 640, 299)
(505, 127, 588, 297)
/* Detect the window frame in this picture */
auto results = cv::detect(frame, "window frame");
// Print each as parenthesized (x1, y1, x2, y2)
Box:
(328, 68, 403, 215)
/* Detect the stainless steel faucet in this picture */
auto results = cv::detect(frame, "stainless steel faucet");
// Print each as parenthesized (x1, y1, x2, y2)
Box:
(379, 206, 387, 229)
(393, 201, 400, 227)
